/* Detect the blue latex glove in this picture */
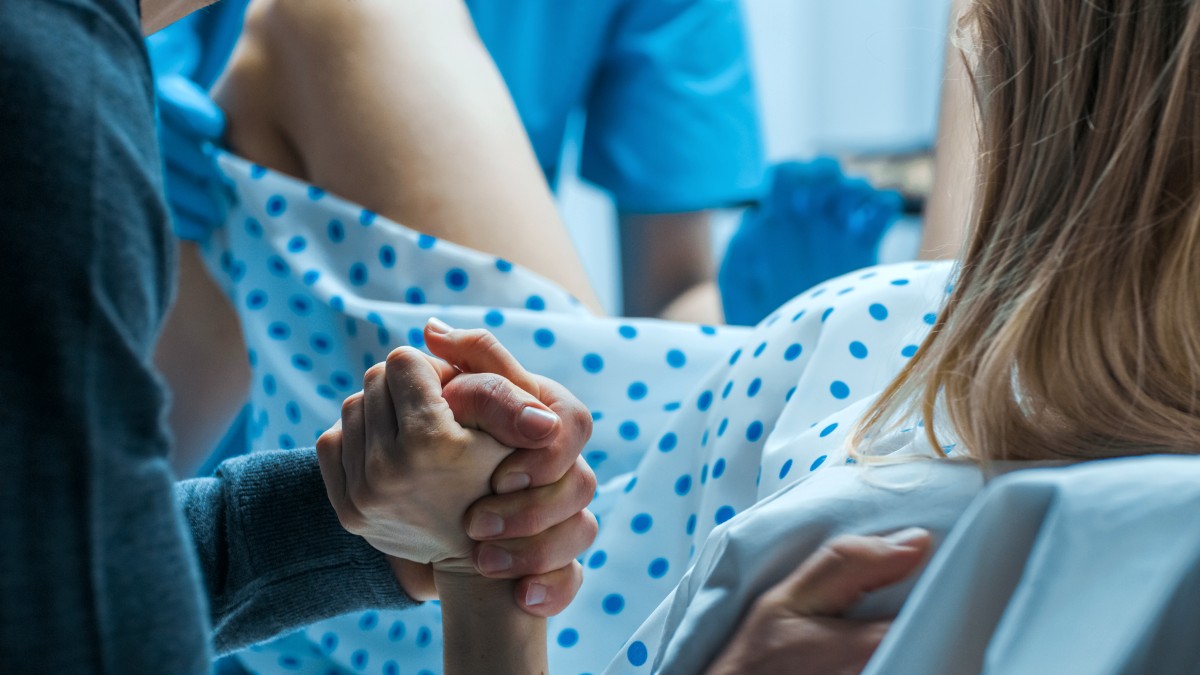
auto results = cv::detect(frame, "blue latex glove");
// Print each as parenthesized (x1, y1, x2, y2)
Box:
(718, 158, 903, 326)
(155, 73, 231, 242)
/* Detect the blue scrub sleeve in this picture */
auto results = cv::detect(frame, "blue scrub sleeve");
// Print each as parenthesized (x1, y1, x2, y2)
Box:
(580, 0, 766, 213)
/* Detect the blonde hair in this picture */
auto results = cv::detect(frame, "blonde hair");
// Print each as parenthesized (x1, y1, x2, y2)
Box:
(854, 0, 1200, 461)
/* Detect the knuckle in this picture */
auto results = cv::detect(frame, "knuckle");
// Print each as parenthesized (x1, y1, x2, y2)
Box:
(363, 362, 387, 386)
(341, 393, 363, 417)
(385, 346, 423, 371)
(461, 328, 500, 354)
(315, 430, 339, 455)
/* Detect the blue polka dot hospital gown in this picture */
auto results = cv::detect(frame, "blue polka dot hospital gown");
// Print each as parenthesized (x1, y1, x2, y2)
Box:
(205, 155, 956, 674)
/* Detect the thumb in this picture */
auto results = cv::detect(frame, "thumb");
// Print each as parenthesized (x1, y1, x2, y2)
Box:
(442, 372, 561, 448)
(769, 528, 932, 617)
(423, 318, 542, 395)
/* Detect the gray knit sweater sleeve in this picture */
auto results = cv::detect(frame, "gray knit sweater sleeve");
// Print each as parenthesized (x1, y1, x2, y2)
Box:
(175, 449, 417, 654)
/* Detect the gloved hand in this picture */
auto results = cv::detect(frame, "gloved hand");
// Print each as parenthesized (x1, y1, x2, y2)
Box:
(718, 158, 902, 326)
(156, 73, 232, 241)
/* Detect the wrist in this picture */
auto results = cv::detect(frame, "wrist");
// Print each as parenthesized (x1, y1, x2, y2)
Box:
(388, 556, 438, 601)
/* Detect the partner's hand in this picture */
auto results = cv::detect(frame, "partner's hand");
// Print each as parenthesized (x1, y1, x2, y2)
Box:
(424, 318, 598, 616)
(316, 347, 518, 571)
(706, 528, 933, 675)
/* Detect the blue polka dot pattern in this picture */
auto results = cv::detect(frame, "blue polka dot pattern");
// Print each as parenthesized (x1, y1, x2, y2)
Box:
(583, 353, 605, 373)
(648, 558, 669, 578)
(631, 514, 653, 534)
(327, 219, 345, 243)
(902, 344, 919, 358)
(830, 381, 851, 399)
(869, 303, 889, 320)
(379, 245, 396, 268)
(359, 209, 377, 226)
(588, 551, 607, 569)
(779, 459, 794, 479)
(784, 343, 803, 361)
(349, 263, 368, 286)
(406, 287, 426, 304)
(620, 421, 640, 440)
(266, 195, 287, 217)
(715, 505, 736, 524)
(526, 295, 546, 311)
(627, 641, 649, 667)
(849, 341, 869, 359)
(484, 309, 504, 327)
(558, 629, 579, 648)
(820, 423, 839, 437)
(658, 432, 677, 452)
(534, 328, 556, 348)
(602, 594, 625, 615)
(666, 349, 686, 368)
(495, 258, 514, 272)
(445, 268, 469, 291)
(747, 378, 762, 397)
(619, 325, 638, 339)
(674, 475, 692, 496)
(417, 233, 436, 248)
(746, 420, 764, 442)
(286, 235, 306, 253)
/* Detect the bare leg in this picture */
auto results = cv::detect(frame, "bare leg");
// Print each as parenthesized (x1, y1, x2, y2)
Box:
(213, 0, 601, 310)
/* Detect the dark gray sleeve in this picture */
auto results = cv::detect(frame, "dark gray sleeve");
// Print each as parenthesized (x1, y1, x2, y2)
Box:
(175, 448, 417, 654)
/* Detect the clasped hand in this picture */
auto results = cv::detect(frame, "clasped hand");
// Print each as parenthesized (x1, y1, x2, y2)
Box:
(316, 319, 597, 615)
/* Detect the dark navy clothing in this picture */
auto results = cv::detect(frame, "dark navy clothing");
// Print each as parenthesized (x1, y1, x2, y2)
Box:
(0, 0, 410, 670)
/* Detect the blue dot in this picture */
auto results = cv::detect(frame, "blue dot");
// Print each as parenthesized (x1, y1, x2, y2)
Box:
(631, 513, 653, 533)
(249, 163, 267, 179)
(588, 550, 607, 569)
(729, 349, 742, 365)
(722, 381, 734, 399)
(331, 371, 353, 390)
(358, 611, 378, 631)
(349, 263, 368, 286)
(495, 258, 513, 272)
(266, 195, 286, 216)
(288, 295, 312, 316)
(246, 290, 268, 310)
(383, 662, 399, 675)
(820, 422, 839, 437)
(849, 341, 869, 359)
(753, 342, 768, 358)
(244, 217, 263, 238)
(666, 349, 686, 368)
(359, 209, 377, 226)
(405, 287, 425, 304)
(247, 349, 257, 367)
(717, 418, 729, 437)
(263, 374, 277, 396)
(830, 381, 851, 399)
(285, 401, 301, 424)
(624, 476, 638, 493)
(602, 594, 625, 615)
(674, 475, 692, 496)
(619, 325, 638, 339)
(307, 186, 325, 200)
(870, 303, 889, 321)
(286, 235, 306, 253)
(302, 270, 320, 286)
(350, 649, 367, 670)
(627, 641, 649, 667)
(417, 233, 436, 248)
(779, 459, 794, 479)
(701, 464, 709, 484)
(697, 390, 713, 411)
(268, 255, 290, 277)
(268, 322, 291, 340)
(747, 378, 762, 397)
(327, 220, 345, 243)
(316, 385, 337, 400)
(557, 629, 579, 648)
(701, 429, 710, 447)
(747, 420, 765, 442)
(786, 386, 797, 401)
(583, 353, 604, 373)
(484, 309, 505, 327)
(330, 296, 344, 311)
(379, 245, 396, 268)
(891, 278, 910, 286)
(715, 505, 736, 524)
(388, 621, 406, 641)
(658, 432, 678, 452)
(712, 458, 727, 478)
(526, 295, 546, 311)
(924, 312, 938, 325)
(792, 310, 807, 322)
(407, 328, 425, 348)
(534, 328, 556, 348)
(320, 632, 338, 654)
(648, 558, 669, 578)
(686, 514, 697, 535)
(278, 434, 295, 450)
(902, 344, 919, 358)
(586, 449, 608, 466)
(810, 455, 828, 471)
(784, 343, 803, 361)
(277, 655, 300, 670)
(445, 267, 469, 291)
(292, 354, 313, 371)
(620, 421, 640, 440)
(621, 381, 646, 401)
(416, 627, 432, 648)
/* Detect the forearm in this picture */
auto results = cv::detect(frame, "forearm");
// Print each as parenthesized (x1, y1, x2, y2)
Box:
(176, 449, 415, 654)
(142, 0, 218, 34)
(436, 571, 547, 675)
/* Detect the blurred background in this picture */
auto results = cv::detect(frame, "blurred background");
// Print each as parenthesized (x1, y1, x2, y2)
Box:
(558, 0, 953, 314)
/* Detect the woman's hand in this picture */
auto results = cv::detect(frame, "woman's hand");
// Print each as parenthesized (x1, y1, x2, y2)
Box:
(706, 528, 932, 675)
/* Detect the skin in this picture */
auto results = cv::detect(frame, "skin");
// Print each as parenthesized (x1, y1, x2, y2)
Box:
(620, 211, 724, 323)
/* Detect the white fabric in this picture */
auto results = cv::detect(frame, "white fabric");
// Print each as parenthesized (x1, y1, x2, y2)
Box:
(865, 456, 1200, 675)
(207, 153, 959, 674)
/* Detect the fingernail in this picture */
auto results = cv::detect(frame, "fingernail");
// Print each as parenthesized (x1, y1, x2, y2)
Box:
(495, 472, 531, 494)
(477, 546, 513, 574)
(468, 511, 504, 539)
(517, 406, 559, 440)
(426, 317, 453, 334)
(883, 527, 930, 548)
(525, 583, 548, 607)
